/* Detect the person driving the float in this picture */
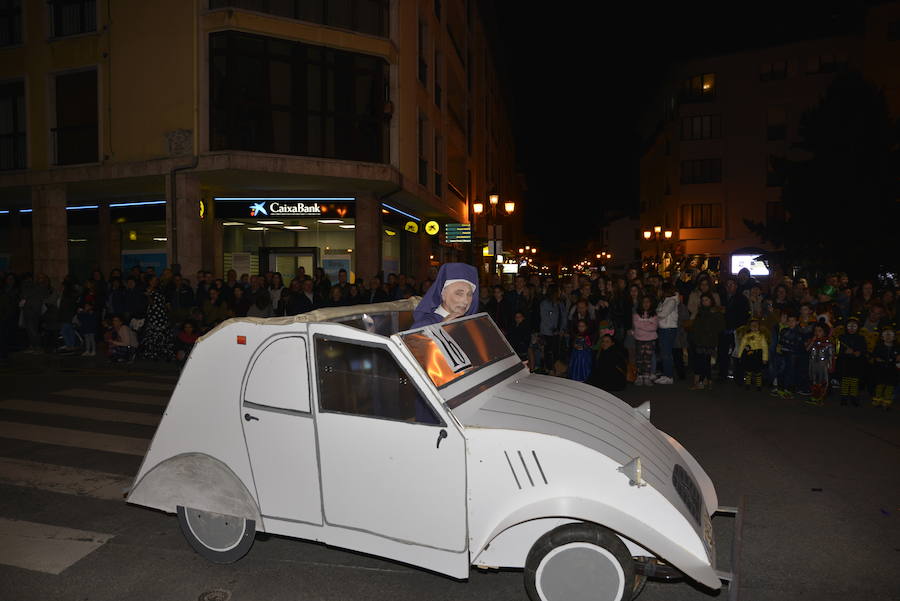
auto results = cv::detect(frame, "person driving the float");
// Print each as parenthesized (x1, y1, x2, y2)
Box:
(412, 263, 480, 327)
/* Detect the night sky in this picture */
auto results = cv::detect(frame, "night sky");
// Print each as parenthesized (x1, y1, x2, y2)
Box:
(481, 0, 869, 262)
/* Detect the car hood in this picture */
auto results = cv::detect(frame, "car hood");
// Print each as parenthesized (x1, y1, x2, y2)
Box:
(453, 373, 705, 523)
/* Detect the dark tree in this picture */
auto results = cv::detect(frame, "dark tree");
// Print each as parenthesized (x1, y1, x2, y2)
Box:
(745, 72, 900, 280)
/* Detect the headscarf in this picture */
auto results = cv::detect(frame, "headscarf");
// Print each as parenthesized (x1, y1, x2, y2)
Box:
(412, 263, 480, 328)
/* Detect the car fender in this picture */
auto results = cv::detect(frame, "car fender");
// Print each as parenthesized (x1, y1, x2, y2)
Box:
(661, 431, 718, 515)
(472, 496, 721, 590)
(127, 452, 261, 524)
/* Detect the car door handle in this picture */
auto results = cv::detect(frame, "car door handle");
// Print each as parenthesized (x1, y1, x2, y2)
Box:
(244, 413, 259, 422)
(436, 429, 448, 449)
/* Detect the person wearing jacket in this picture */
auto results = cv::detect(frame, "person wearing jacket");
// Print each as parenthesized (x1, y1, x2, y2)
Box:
(632, 295, 659, 386)
(738, 318, 769, 391)
(717, 278, 750, 383)
(688, 293, 726, 390)
(655, 283, 680, 384)
(539, 285, 567, 373)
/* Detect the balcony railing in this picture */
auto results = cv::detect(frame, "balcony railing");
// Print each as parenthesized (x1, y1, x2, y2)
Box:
(0, 133, 26, 170)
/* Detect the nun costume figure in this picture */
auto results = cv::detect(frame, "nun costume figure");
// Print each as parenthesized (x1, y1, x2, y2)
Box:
(412, 263, 480, 328)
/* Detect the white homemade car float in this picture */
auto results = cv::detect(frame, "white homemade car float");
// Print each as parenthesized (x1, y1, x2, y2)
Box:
(128, 299, 739, 601)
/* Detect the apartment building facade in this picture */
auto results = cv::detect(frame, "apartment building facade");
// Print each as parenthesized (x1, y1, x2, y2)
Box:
(0, 0, 524, 286)
(639, 2, 900, 276)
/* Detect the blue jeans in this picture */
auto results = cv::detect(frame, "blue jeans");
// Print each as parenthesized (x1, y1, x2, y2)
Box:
(658, 328, 677, 378)
(61, 323, 78, 348)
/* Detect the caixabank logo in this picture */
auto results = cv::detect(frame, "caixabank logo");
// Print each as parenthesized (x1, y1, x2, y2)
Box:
(249, 202, 268, 217)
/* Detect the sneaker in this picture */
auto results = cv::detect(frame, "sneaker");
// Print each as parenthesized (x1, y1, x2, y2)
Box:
(635, 376, 644, 386)
(81, 351, 91, 356)
(655, 376, 674, 385)
(769, 388, 783, 398)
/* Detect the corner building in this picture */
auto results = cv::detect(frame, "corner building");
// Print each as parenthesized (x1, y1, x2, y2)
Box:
(0, 0, 524, 286)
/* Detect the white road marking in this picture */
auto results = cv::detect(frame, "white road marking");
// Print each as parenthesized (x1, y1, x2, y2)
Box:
(0, 518, 113, 574)
(108, 380, 174, 392)
(0, 422, 148, 456)
(0, 399, 161, 426)
(0, 458, 131, 501)
(55, 388, 170, 407)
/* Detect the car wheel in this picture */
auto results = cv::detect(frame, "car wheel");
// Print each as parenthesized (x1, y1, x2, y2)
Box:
(524, 523, 634, 601)
(176, 505, 255, 564)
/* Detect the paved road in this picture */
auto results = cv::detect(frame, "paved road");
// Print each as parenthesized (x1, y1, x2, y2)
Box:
(1, 356, 898, 601)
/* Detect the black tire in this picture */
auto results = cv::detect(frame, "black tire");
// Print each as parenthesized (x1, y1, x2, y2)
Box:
(176, 506, 255, 564)
(524, 523, 634, 601)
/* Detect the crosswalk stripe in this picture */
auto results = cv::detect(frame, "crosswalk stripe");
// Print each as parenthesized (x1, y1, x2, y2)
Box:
(55, 388, 170, 407)
(0, 422, 148, 456)
(0, 518, 113, 575)
(0, 399, 161, 426)
(109, 380, 174, 392)
(0, 457, 131, 501)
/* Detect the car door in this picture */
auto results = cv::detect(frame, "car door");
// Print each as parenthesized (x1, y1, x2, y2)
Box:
(310, 325, 467, 557)
(241, 335, 322, 526)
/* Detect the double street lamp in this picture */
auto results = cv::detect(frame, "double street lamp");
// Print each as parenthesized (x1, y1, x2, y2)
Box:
(643, 225, 673, 273)
(473, 194, 515, 264)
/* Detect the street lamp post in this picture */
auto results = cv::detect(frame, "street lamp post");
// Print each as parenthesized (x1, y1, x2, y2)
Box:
(473, 194, 514, 272)
(642, 226, 673, 274)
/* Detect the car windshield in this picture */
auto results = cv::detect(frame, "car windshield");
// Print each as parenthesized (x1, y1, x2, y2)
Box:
(399, 314, 515, 389)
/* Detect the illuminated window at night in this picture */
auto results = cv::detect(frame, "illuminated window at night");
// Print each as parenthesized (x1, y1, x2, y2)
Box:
(680, 204, 722, 229)
(210, 31, 389, 163)
(680, 114, 722, 141)
(49, 0, 96, 38)
(680, 158, 721, 184)
(681, 73, 716, 102)
(0, 80, 25, 170)
(209, 0, 388, 37)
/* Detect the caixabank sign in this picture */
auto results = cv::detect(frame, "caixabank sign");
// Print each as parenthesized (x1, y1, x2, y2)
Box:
(214, 197, 356, 220)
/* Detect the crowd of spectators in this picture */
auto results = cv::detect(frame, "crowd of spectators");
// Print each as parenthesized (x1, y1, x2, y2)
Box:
(0, 262, 896, 409)
(477, 266, 898, 408)
(0, 264, 440, 365)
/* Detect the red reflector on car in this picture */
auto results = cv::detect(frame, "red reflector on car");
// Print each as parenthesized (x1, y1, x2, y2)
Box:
(237, 335, 246, 345)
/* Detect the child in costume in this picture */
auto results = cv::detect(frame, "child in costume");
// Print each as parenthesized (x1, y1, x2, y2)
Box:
(836, 316, 867, 406)
(806, 323, 835, 404)
(738, 318, 768, 391)
(567, 319, 593, 382)
(588, 334, 628, 391)
(795, 303, 816, 395)
(870, 325, 898, 409)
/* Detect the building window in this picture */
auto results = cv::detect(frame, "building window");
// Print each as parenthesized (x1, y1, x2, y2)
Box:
(53, 69, 98, 165)
(0, 0, 22, 46)
(889, 19, 900, 41)
(759, 60, 787, 82)
(680, 73, 716, 102)
(0, 80, 26, 170)
(434, 46, 442, 107)
(418, 113, 428, 186)
(418, 20, 428, 86)
(766, 106, 787, 141)
(680, 203, 722, 228)
(806, 53, 847, 75)
(434, 134, 443, 197)
(766, 201, 786, 225)
(766, 155, 785, 187)
(315, 337, 440, 425)
(209, 0, 389, 37)
(210, 31, 389, 164)
(680, 158, 721, 184)
(49, 0, 96, 38)
(680, 114, 722, 141)
(434, 0, 441, 20)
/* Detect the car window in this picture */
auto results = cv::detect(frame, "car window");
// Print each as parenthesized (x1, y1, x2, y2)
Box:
(400, 315, 514, 388)
(244, 337, 310, 412)
(315, 337, 441, 425)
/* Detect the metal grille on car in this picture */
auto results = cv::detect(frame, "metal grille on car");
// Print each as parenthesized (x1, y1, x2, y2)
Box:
(672, 464, 701, 525)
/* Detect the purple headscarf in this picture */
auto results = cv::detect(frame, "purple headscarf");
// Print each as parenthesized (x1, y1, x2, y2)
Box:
(412, 263, 480, 328)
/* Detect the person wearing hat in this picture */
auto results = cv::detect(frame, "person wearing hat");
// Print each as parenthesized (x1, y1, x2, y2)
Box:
(411, 263, 480, 328)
